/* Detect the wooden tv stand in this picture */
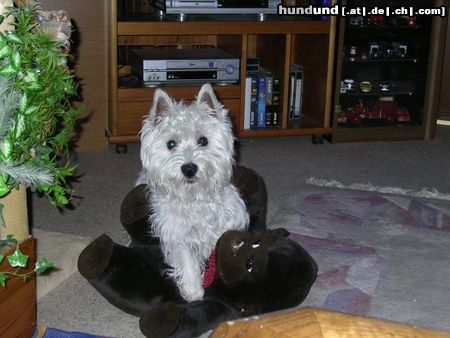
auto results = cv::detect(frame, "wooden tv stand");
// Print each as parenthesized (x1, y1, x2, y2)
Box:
(108, 1, 336, 150)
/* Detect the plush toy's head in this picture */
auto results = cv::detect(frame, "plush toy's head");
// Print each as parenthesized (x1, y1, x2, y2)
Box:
(212, 230, 317, 314)
(215, 230, 274, 285)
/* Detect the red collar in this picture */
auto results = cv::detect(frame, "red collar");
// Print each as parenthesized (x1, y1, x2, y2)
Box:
(202, 250, 216, 289)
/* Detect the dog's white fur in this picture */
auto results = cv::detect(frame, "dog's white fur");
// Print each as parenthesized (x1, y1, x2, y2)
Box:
(138, 84, 249, 301)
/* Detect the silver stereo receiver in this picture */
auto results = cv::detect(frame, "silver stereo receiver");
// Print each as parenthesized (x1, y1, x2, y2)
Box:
(130, 47, 240, 87)
(152, 0, 281, 15)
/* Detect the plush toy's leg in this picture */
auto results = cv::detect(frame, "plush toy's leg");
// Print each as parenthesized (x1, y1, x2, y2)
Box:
(120, 184, 159, 246)
(78, 234, 182, 316)
(139, 300, 240, 338)
(77, 234, 114, 280)
(139, 302, 179, 338)
(232, 166, 267, 231)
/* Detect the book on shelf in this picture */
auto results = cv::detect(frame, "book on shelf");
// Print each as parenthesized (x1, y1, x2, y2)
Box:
(257, 74, 267, 128)
(270, 77, 281, 127)
(265, 75, 273, 127)
(243, 75, 258, 129)
(243, 77, 252, 130)
(243, 69, 280, 130)
(289, 64, 304, 120)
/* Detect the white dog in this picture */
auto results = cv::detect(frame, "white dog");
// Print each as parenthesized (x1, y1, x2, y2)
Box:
(138, 83, 249, 301)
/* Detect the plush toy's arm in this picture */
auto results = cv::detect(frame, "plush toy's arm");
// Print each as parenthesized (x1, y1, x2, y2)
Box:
(232, 166, 267, 231)
(139, 299, 240, 338)
(120, 184, 160, 246)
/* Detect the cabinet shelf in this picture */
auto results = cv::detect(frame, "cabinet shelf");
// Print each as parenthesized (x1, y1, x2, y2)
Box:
(348, 25, 425, 31)
(343, 58, 419, 64)
(240, 126, 333, 138)
(332, 0, 446, 143)
(332, 124, 426, 142)
(118, 18, 330, 36)
(341, 91, 413, 97)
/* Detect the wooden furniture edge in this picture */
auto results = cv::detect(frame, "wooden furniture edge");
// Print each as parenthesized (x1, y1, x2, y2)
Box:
(0, 236, 37, 338)
(424, 0, 448, 140)
(117, 20, 331, 36)
(211, 307, 450, 338)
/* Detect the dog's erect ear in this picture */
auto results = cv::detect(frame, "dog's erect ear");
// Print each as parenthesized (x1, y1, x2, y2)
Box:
(197, 83, 227, 119)
(149, 89, 172, 126)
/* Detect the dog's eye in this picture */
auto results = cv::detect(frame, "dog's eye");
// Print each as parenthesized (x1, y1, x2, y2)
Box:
(167, 140, 177, 150)
(246, 258, 254, 273)
(197, 136, 208, 147)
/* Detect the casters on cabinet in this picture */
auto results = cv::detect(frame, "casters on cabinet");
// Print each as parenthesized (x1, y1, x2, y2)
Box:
(311, 135, 324, 144)
(116, 144, 128, 154)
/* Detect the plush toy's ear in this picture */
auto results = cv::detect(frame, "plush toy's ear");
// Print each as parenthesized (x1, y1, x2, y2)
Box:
(196, 83, 227, 120)
(148, 88, 173, 126)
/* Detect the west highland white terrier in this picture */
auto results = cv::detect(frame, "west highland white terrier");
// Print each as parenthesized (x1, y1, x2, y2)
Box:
(138, 83, 249, 301)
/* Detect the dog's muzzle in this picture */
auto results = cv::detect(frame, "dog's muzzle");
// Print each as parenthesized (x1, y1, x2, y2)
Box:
(181, 163, 198, 179)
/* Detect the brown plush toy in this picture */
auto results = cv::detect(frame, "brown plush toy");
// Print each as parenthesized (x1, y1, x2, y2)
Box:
(138, 229, 317, 338)
(78, 165, 317, 337)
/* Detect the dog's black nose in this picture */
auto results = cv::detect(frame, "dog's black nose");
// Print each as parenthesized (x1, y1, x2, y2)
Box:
(181, 163, 198, 178)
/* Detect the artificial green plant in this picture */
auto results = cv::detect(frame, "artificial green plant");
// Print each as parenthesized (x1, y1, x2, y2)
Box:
(0, 234, 54, 286)
(0, 4, 80, 218)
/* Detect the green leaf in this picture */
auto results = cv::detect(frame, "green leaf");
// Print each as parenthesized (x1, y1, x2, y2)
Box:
(0, 139, 13, 159)
(34, 258, 55, 273)
(0, 177, 10, 198)
(20, 92, 29, 111)
(0, 273, 6, 287)
(0, 15, 4, 26)
(23, 69, 39, 83)
(5, 31, 23, 44)
(26, 82, 43, 92)
(0, 234, 18, 247)
(0, 45, 12, 58)
(0, 63, 18, 77)
(14, 114, 25, 138)
(0, 253, 4, 264)
(7, 247, 28, 268)
(56, 195, 68, 205)
(11, 51, 21, 69)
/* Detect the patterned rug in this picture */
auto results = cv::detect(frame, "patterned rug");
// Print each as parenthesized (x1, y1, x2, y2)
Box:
(269, 187, 450, 332)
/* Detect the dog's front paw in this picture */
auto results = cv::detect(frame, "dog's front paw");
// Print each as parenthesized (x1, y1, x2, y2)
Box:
(180, 285, 204, 302)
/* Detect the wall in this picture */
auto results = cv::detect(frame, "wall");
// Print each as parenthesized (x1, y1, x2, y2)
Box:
(39, 0, 109, 150)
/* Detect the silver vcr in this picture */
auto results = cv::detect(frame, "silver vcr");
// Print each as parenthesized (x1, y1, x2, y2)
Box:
(130, 47, 240, 86)
(152, 0, 281, 15)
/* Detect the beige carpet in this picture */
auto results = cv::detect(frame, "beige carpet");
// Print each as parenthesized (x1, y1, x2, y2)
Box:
(34, 229, 91, 300)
